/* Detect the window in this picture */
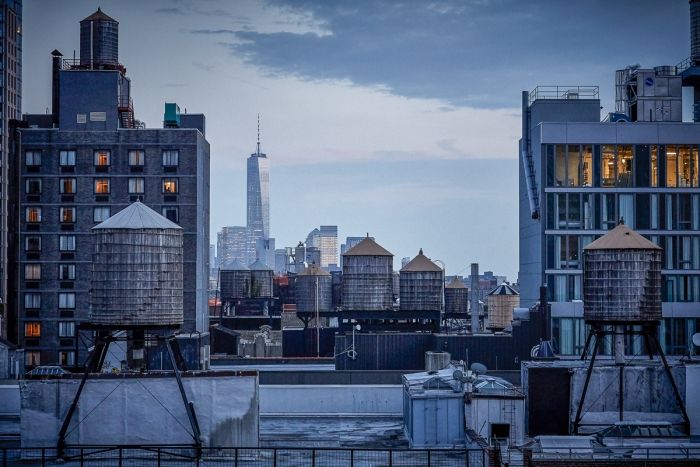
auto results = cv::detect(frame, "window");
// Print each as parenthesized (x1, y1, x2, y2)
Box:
(582, 145, 593, 187)
(601, 145, 615, 187)
(619, 194, 634, 228)
(59, 178, 77, 194)
(163, 150, 179, 167)
(94, 150, 110, 166)
(60, 150, 76, 166)
(617, 145, 633, 187)
(60, 207, 76, 223)
(58, 321, 75, 337)
(25, 236, 41, 251)
(128, 177, 144, 194)
(667, 145, 678, 187)
(25, 322, 41, 337)
(59, 351, 75, 366)
(24, 264, 41, 280)
(59, 235, 76, 251)
(162, 206, 179, 223)
(601, 193, 616, 230)
(25, 150, 41, 166)
(25, 351, 40, 366)
(651, 146, 659, 187)
(129, 150, 145, 166)
(94, 178, 110, 194)
(93, 206, 110, 222)
(554, 145, 566, 186)
(24, 293, 41, 309)
(162, 178, 178, 193)
(59, 293, 75, 309)
(679, 145, 693, 187)
(567, 145, 580, 187)
(25, 178, 41, 194)
(59, 264, 76, 280)
(26, 207, 41, 223)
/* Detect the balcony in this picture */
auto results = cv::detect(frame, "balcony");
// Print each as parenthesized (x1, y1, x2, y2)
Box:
(529, 86, 599, 105)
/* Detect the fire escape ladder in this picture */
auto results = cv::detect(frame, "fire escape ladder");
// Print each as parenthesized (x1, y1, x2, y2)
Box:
(521, 106, 540, 220)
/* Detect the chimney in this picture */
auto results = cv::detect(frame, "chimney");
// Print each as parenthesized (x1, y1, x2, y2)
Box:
(51, 50, 63, 127)
(539, 284, 550, 340)
(470, 263, 480, 333)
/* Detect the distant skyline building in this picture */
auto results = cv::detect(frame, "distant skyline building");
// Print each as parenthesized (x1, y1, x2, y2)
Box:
(217, 226, 248, 268)
(0, 0, 22, 339)
(306, 225, 338, 268)
(246, 116, 270, 264)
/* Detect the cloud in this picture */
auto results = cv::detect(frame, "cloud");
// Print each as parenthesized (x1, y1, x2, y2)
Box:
(191, 28, 238, 35)
(155, 7, 186, 15)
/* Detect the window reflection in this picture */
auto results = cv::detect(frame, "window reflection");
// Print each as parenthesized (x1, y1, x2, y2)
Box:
(651, 146, 658, 187)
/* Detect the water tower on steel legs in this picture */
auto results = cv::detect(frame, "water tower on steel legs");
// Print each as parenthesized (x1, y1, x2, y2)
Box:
(573, 221, 689, 434)
(57, 202, 202, 456)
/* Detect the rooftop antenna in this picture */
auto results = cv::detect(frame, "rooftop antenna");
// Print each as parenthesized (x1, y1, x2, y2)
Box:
(256, 113, 261, 156)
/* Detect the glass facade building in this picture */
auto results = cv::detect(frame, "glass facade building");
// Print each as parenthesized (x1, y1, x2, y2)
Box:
(246, 142, 270, 264)
(519, 88, 700, 357)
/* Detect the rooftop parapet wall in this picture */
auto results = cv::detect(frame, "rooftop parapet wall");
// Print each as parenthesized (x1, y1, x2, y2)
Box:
(20, 373, 258, 447)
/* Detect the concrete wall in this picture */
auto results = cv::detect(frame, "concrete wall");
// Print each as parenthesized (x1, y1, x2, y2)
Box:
(467, 397, 525, 445)
(687, 363, 700, 437)
(20, 374, 258, 447)
(0, 382, 20, 414)
(260, 385, 402, 415)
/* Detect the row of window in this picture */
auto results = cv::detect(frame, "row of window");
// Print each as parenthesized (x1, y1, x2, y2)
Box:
(25, 177, 178, 195)
(25, 350, 75, 367)
(25, 149, 179, 168)
(25, 321, 75, 338)
(546, 192, 700, 231)
(25, 205, 179, 224)
(24, 292, 74, 309)
(546, 272, 700, 303)
(552, 317, 700, 356)
(24, 264, 76, 280)
(546, 144, 700, 188)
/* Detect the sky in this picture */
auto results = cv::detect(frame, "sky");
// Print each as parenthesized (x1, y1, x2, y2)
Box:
(24, 0, 688, 280)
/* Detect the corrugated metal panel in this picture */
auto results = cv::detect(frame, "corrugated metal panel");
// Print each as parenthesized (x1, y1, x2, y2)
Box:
(283, 328, 335, 357)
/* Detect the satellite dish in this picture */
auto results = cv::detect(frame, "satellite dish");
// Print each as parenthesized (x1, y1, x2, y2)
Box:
(471, 362, 488, 375)
(452, 369, 465, 382)
(692, 333, 700, 347)
(355, 324, 361, 331)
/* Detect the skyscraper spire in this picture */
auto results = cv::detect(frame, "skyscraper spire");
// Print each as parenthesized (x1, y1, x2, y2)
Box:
(256, 113, 261, 156)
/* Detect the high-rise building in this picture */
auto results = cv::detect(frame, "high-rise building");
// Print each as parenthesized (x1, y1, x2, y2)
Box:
(306, 225, 338, 268)
(14, 9, 210, 366)
(246, 118, 270, 264)
(519, 13, 700, 356)
(217, 226, 248, 268)
(255, 236, 275, 269)
(0, 0, 22, 339)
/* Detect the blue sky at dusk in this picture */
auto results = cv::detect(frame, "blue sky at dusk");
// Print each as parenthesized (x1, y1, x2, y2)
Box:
(24, 0, 687, 279)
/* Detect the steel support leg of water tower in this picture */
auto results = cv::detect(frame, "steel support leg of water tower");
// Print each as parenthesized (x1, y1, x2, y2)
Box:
(650, 333, 690, 434)
(574, 328, 600, 435)
(57, 336, 110, 458)
(580, 329, 594, 360)
(166, 337, 202, 456)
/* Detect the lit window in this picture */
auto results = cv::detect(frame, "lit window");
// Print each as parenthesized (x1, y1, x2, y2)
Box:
(60, 207, 76, 223)
(59, 264, 76, 280)
(162, 206, 179, 223)
(25, 236, 41, 251)
(59, 235, 76, 251)
(128, 178, 144, 194)
(601, 145, 615, 187)
(24, 293, 41, 309)
(59, 351, 75, 366)
(60, 178, 77, 194)
(667, 145, 678, 188)
(94, 150, 110, 166)
(58, 321, 75, 337)
(93, 207, 110, 222)
(25, 351, 41, 366)
(60, 150, 76, 166)
(24, 264, 41, 280)
(25, 151, 41, 166)
(25, 322, 41, 337)
(129, 150, 145, 166)
(162, 178, 178, 193)
(58, 293, 75, 309)
(163, 150, 179, 167)
(25, 178, 42, 194)
(94, 178, 110, 194)
(26, 207, 42, 223)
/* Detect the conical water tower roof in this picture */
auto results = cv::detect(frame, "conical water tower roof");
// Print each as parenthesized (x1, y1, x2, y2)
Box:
(446, 277, 466, 289)
(249, 259, 272, 271)
(342, 236, 392, 256)
(400, 249, 442, 272)
(583, 223, 660, 250)
(298, 263, 331, 276)
(92, 202, 181, 230)
(487, 283, 519, 296)
(221, 259, 249, 271)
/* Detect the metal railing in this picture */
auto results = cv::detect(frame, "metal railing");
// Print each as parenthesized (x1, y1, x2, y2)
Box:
(528, 86, 599, 105)
(532, 445, 700, 461)
(0, 446, 487, 466)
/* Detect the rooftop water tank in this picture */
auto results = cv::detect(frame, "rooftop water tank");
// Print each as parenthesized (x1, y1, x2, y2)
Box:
(219, 259, 251, 300)
(80, 8, 119, 68)
(583, 223, 662, 323)
(341, 236, 394, 311)
(444, 277, 468, 314)
(90, 202, 183, 327)
(486, 284, 519, 330)
(249, 259, 273, 298)
(399, 249, 443, 312)
(294, 263, 332, 313)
